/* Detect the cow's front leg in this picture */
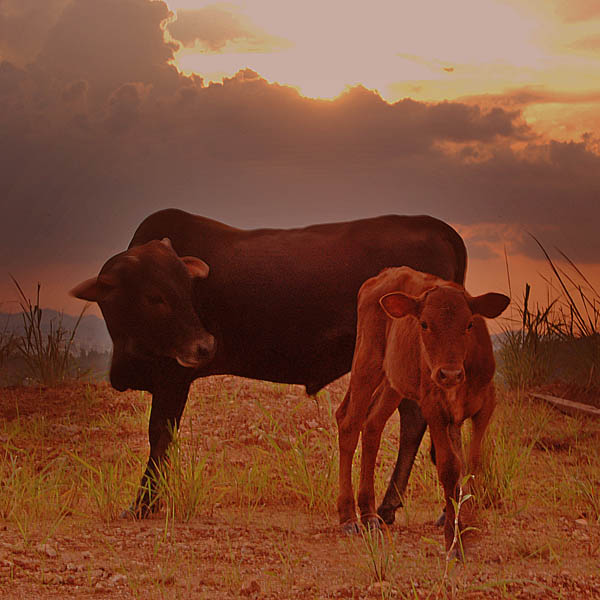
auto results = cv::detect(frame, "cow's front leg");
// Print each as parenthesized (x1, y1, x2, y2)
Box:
(125, 375, 191, 518)
(377, 398, 427, 525)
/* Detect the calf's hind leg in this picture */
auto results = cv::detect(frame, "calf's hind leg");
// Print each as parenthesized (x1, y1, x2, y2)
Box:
(336, 374, 383, 532)
(377, 398, 427, 525)
(357, 383, 402, 528)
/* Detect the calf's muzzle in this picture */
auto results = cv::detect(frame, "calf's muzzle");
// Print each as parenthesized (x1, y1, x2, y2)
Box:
(432, 366, 465, 388)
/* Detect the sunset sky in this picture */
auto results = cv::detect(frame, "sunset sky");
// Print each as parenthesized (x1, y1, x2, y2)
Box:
(1, 0, 599, 329)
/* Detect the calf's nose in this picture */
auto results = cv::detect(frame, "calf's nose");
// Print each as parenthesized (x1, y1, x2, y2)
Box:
(433, 367, 465, 388)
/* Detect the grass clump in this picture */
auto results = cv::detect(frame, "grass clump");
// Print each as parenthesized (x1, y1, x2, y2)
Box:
(498, 240, 600, 402)
(10, 277, 86, 386)
(154, 424, 224, 522)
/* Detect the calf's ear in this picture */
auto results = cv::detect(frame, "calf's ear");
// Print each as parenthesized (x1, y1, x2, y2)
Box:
(70, 278, 100, 302)
(468, 293, 510, 319)
(182, 256, 210, 279)
(379, 292, 420, 319)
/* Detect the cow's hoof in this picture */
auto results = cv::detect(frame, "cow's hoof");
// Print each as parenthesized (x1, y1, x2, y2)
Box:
(435, 511, 446, 527)
(340, 521, 360, 535)
(120, 504, 150, 520)
(120, 506, 138, 520)
(446, 546, 466, 563)
(377, 506, 396, 526)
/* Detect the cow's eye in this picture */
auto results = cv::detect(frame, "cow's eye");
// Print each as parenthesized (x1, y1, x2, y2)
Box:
(420, 321, 428, 330)
(146, 294, 165, 306)
(467, 321, 474, 331)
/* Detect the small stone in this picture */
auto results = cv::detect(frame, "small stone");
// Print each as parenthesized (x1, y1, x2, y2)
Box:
(575, 518, 588, 527)
(368, 581, 392, 596)
(240, 578, 261, 596)
(108, 573, 127, 586)
(36, 543, 57, 558)
(82, 551, 92, 560)
(41, 572, 63, 584)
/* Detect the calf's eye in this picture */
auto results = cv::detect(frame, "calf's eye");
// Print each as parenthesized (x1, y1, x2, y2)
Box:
(420, 321, 428, 330)
(467, 321, 474, 331)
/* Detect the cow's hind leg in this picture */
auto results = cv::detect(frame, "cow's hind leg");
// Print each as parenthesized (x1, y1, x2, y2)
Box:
(377, 398, 427, 525)
(123, 370, 191, 519)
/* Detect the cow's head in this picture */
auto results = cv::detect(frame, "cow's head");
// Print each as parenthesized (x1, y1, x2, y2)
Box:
(70, 238, 216, 390)
(379, 285, 509, 390)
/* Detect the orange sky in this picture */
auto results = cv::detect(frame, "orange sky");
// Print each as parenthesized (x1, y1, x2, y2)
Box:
(0, 0, 598, 329)
(166, 0, 600, 140)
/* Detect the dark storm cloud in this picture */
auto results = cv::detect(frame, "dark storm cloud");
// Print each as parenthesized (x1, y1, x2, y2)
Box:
(0, 0, 71, 65)
(106, 82, 149, 133)
(1, 0, 599, 305)
(62, 79, 88, 103)
(167, 5, 291, 53)
(35, 0, 181, 98)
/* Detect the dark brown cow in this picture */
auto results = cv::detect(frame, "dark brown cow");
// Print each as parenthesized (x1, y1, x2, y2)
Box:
(71, 209, 467, 517)
(336, 267, 509, 550)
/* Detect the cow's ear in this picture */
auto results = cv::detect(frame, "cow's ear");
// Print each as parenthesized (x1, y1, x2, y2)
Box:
(182, 256, 210, 279)
(468, 293, 510, 319)
(379, 292, 420, 319)
(70, 278, 100, 302)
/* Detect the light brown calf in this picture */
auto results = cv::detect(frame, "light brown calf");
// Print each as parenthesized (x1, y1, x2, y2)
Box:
(336, 267, 509, 550)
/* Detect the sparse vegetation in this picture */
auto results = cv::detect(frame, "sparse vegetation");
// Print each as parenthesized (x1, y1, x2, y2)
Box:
(0, 377, 599, 598)
(498, 242, 600, 405)
(1, 253, 600, 598)
(1, 280, 110, 387)
(10, 278, 86, 386)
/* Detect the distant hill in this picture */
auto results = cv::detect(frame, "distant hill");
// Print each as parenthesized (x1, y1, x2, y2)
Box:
(0, 309, 112, 353)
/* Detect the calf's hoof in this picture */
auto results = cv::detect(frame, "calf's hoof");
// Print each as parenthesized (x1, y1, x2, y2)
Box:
(340, 521, 361, 535)
(360, 515, 383, 531)
(434, 510, 446, 527)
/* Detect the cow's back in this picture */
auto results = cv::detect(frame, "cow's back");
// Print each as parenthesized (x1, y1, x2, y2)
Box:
(127, 210, 467, 393)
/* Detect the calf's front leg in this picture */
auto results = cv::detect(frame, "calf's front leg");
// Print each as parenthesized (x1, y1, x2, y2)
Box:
(357, 384, 401, 527)
(428, 419, 462, 552)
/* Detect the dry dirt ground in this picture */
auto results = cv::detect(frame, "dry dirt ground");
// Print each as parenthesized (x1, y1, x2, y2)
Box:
(0, 376, 599, 599)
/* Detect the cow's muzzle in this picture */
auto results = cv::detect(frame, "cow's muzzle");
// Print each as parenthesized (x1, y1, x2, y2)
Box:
(175, 336, 216, 369)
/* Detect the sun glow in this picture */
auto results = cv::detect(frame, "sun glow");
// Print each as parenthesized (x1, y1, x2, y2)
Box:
(163, 0, 555, 101)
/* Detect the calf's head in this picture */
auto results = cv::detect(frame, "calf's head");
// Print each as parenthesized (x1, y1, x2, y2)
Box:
(380, 285, 509, 390)
(70, 238, 216, 389)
